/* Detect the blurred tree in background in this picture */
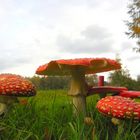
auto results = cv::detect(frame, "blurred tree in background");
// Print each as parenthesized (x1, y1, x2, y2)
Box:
(27, 72, 140, 91)
(27, 76, 70, 90)
(27, 75, 98, 90)
(108, 67, 140, 90)
(126, 0, 140, 52)
(108, 56, 140, 90)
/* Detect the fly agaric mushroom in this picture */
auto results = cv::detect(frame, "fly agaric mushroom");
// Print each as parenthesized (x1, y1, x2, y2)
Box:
(36, 58, 121, 115)
(96, 96, 140, 130)
(0, 73, 36, 116)
(96, 96, 140, 119)
(87, 75, 128, 97)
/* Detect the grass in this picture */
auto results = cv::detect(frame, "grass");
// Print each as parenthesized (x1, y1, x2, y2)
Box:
(0, 90, 140, 140)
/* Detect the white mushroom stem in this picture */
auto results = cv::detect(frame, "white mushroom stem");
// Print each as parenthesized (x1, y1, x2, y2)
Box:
(111, 117, 124, 134)
(0, 103, 7, 116)
(72, 95, 86, 115)
(68, 68, 88, 115)
(111, 117, 121, 125)
(0, 96, 19, 115)
(0, 96, 18, 105)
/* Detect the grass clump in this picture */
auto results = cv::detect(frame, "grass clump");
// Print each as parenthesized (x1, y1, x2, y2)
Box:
(0, 90, 140, 140)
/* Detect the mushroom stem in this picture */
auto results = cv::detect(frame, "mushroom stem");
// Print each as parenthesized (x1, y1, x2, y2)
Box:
(73, 95, 86, 115)
(0, 96, 19, 115)
(0, 96, 18, 105)
(0, 103, 7, 116)
(111, 118, 124, 134)
(111, 117, 121, 125)
(98, 76, 106, 98)
(68, 68, 88, 115)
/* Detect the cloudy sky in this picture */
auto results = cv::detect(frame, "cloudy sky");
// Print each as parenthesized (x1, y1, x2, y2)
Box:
(0, 0, 139, 79)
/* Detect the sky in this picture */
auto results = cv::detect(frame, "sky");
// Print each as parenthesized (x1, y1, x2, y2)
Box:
(0, 0, 140, 79)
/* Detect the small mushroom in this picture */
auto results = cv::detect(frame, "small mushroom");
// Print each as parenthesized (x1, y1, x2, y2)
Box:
(96, 96, 140, 132)
(36, 58, 121, 115)
(0, 73, 36, 115)
(87, 75, 128, 98)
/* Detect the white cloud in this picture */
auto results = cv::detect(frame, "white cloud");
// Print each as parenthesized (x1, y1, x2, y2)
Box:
(0, 0, 139, 79)
(81, 25, 111, 39)
(57, 25, 115, 54)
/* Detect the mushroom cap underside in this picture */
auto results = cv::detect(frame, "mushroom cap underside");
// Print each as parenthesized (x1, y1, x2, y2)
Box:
(96, 96, 140, 120)
(87, 86, 128, 95)
(36, 58, 121, 75)
(0, 74, 36, 96)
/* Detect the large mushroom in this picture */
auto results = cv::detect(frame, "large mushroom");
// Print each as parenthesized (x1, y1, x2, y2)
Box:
(96, 96, 140, 131)
(36, 58, 121, 115)
(0, 73, 36, 116)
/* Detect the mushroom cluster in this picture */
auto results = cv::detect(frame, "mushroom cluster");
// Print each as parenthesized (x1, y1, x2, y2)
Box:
(36, 58, 121, 115)
(0, 73, 36, 116)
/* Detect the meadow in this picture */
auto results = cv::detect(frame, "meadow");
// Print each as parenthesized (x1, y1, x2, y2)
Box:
(0, 90, 140, 140)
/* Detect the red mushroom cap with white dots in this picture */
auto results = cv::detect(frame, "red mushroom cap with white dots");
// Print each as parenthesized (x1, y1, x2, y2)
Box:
(96, 96, 140, 120)
(0, 74, 36, 96)
(36, 58, 121, 75)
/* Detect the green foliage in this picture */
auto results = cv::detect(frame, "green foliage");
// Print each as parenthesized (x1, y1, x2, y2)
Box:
(109, 65, 140, 90)
(109, 68, 140, 90)
(0, 90, 140, 140)
(108, 56, 140, 90)
(126, 0, 140, 52)
(27, 76, 70, 90)
(27, 75, 98, 90)
(86, 74, 98, 86)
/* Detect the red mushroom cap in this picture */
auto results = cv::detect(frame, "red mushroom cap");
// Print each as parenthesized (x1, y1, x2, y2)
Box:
(96, 96, 140, 120)
(118, 90, 140, 98)
(36, 58, 121, 75)
(0, 74, 36, 96)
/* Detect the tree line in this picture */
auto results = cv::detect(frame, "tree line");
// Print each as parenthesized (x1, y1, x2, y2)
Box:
(108, 68, 140, 90)
(26, 70, 140, 91)
(27, 75, 98, 90)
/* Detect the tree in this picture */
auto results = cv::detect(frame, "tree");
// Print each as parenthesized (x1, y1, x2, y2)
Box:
(108, 55, 140, 90)
(137, 75, 140, 81)
(126, 0, 140, 52)
(27, 75, 71, 90)
(85, 74, 98, 86)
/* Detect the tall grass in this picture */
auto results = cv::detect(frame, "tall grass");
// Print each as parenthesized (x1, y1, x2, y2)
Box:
(0, 90, 140, 140)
